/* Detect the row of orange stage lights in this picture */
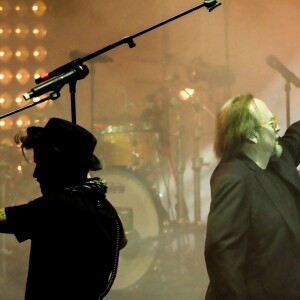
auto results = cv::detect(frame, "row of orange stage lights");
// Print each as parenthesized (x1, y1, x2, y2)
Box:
(0, 114, 42, 177)
(0, 91, 50, 109)
(0, 46, 48, 63)
(0, 24, 47, 40)
(0, 46, 47, 62)
(0, 1, 46, 17)
(0, 68, 47, 85)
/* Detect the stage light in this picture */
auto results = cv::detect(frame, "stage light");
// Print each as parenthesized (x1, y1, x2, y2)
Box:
(0, 116, 13, 130)
(14, 3, 28, 16)
(0, 92, 12, 109)
(15, 24, 30, 39)
(15, 68, 30, 84)
(0, 46, 12, 62)
(33, 97, 49, 109)
(178, 88, 195, 101)
(32, 45, 47, 61)
(0, 69, 12, 85)
(15, 46, 30, 61)
(15, 94, 24, 106)
(0, 24, 11, 39)
(32, 24, 47, 39)
(0, 2, 11, 16)
(32, 1, 46, 17)
(15, 115, 31, 128)
(33, 68, 46, 80)
(0, 1, 49, 117)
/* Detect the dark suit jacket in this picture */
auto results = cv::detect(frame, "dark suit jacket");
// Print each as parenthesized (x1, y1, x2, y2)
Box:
(205, 121, 300, 300)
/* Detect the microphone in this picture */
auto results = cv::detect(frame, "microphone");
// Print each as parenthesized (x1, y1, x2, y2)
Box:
(23, 64, 89, 100)
(35, 59, 83, 84)
(266, 55, 300, 88)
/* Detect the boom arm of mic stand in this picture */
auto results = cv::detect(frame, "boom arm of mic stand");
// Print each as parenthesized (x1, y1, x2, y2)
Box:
(30, 0, 221, 124)
(82, 1, 222, 63)
(36, 0, 222, 84)
(0, 92, 61, 120)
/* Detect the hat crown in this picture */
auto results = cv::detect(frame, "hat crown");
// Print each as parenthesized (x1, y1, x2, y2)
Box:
(28, 118, 101, 170)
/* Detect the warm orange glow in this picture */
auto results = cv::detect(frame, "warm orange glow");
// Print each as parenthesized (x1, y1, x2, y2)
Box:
(32, 24, 47, 39)
(15, 94, 24, 106)
(15, 24, 29, 39)
(15, 68, 30, 84)
(0, 46, 12, 62)
(0, 116, 13, 130)
(15, 46, 30, 61)
(33, 68, 46, 79)
(0, 69, 12, 85)
(0, 2, 11, 16)
(32, 1, 46, 16)
(178, 88, 195, 101)
(0, 92, 12, 109)
(14, 3, 28, 16)
(16, 115, 31, 128)
(0, 24, 11, 39)
(32, 46, 47, 61)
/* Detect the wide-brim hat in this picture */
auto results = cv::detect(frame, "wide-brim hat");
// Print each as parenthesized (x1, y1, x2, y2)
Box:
(27, 117, 102, 171)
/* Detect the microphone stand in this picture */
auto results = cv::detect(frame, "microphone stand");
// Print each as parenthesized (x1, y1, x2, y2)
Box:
(285, 80, 291, 127)
(69, 81, 77, 124)
(0, 92, 60, 120)
(0, 0, 221, 123)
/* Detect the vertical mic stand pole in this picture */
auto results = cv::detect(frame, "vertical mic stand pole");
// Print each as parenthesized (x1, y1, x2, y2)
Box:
(285, 80, 291, 127)
(69, 80, 78, 124)
(90, 62, 96, 133)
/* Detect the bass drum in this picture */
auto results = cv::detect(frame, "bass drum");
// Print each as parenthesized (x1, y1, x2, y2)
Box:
(94, 166, 169, 291)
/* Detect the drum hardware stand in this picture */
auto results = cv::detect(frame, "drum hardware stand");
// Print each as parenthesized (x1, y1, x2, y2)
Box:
(191, 97, 210, 225)
(266, 55, 300, 128)
(171, 96, 188, 224)
(169, 96, 196, 278)
(284, 80, 291, 127)
(0, 157, 12, 281)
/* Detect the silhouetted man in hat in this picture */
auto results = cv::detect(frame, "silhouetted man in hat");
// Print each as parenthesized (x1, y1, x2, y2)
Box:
(0, 118, 127, 300)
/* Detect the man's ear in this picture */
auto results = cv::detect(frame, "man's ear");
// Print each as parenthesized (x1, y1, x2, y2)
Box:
(246, 131, 258, 144)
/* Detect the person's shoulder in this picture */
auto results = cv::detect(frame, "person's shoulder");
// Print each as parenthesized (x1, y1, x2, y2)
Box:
(211, 156, 253, 183)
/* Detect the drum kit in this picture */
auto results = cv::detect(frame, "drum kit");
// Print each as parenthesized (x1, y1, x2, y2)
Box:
(91, 119, 171, 293)
(89, 100, 209, 299)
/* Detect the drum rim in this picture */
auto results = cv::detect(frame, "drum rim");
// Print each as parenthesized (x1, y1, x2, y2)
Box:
(95, 165, 170, 290)
(99, 122, 153, 134)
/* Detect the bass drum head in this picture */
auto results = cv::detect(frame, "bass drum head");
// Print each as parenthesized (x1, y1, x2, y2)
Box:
(94, 166, 167, 291)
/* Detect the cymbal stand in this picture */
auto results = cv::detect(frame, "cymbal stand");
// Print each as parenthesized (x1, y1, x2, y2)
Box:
(192, 97, 203, 224)
(171, 97, 188, 223)
(190, 95, 212, 224)
(169, 96, 195, 280)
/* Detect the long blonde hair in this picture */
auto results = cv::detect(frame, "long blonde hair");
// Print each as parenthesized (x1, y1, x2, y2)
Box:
(214, 93, 260, 160)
